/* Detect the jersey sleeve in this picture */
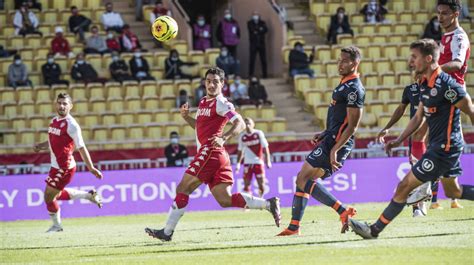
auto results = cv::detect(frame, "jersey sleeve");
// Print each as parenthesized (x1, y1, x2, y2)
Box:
(444, 80, 467, 105)
(237, 134, 244, 151)
(216, 96, 239, 122)
(450, 32, 469, 64)
(346, 85, 365, 108)
(67, 119, 85, 149)
(401, 85, 411, 104)
(258, 130, 269, 148)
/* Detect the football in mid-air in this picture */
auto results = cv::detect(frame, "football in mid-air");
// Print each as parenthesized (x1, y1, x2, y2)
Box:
(151, 15, 178, 42)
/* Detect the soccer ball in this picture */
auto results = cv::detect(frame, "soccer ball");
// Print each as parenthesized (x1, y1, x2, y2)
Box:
(151, 15, 178, 42)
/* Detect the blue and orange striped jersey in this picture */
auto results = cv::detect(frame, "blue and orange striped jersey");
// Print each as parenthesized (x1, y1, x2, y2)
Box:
(401, 82, 421, 118)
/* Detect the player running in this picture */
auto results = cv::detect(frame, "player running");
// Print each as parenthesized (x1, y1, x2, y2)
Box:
(277, 46, 365, 236)
(236, 117, 272, 197)
(349, 39, 474, 239)
(409, 0, 470, 209)
(145, 67, 281, 242)
(33, 93, 103, 233)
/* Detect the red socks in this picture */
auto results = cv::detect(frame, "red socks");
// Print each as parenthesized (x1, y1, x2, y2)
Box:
(174, 193, 189, 209)
(56, 190, 71, 200)
(231, 193, 246, 208)
(46, 201, 59, 213)
(412, 141, 426, 160)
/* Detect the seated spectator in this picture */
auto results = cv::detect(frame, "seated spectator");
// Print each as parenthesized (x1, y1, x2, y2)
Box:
(69, 6, 91, 42)
(71, 53, 107, 84)
(194, 78, 206, 106)
(106, 30, 121, 52)
(176, 89, 189, 108)
(460, 1, 472, 22)
(0, 45, 18, 58)
(230, 75, 250, 106)
(51, 27, 74, 58)
(42, 53, 69, 86)
(193, 15, 212, 51)
(422, 16, 442, 43)
(216, 46, 240, 77)
(360, 0, 387, 24)
(164, 131, 188, 167)
(8, 54, 33, 88)
(120, 24, 142, 52)
(289, 42, 315, 78)
(248, 76, 271, 107)
(13, 3, 42, 36)
(109, 51, 134, 83)
(84, 26, 110, 54)
(149, 1, 171, 23)
(327, 7, 354, 44)
(129, 49, 155, 82)
(164, 49, 196, 80)
(101, 2, 124, 33)
(15, 0, 42, 10)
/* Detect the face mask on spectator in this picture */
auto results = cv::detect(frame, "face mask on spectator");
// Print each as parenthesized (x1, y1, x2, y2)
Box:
(251, 79, 258, 83)
(134, 52, 141, 58)
(170, 138, 179, 144)
(107, 33, 114, 39)
(252, 15, 259, 22)
(337, 12, 344, 19)
(77, 60, 84, 64)
(171, 56, 178, 61)
(197, 19, 205, 26)
(296, 45, 304, 52)
(221, 51, 228, 57)
(224, 14, 232, 20)
(15, 60, 22, 65)
(112, 56, 119, 62)
(47, 58, 54, 64)
(433, 21, 440, 29)
(235, 79, 241, 84)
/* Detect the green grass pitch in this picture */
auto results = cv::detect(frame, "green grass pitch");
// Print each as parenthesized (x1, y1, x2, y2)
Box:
(1, 200, 473, 264)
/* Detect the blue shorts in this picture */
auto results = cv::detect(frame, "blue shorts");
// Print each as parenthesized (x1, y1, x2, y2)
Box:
(412, 148, 463, 183)
(305, 137, 354, 179)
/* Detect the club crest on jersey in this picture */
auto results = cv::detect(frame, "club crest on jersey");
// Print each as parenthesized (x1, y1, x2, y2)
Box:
(421, 159, 434, 172)
(430, 88, 438, 97)
(444, 88, 458, 102)
(60, 122, 66, 128)
(348, 92, 357, 104)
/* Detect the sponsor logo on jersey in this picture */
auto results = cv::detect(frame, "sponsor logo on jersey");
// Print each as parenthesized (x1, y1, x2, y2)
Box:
(196, 108, 211, 117)
(48, 127, 61, 136)
(421, 159, 434, 172)
(243, 139, 261, 146)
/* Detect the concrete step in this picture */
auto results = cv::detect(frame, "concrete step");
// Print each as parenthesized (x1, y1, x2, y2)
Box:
(293, 21, 316, 31)
(286, 7, 305, 17)
(294, 28, 317, 35)
(289, 15, 311, 22)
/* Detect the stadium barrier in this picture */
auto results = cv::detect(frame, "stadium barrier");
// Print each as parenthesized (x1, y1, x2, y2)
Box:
(1, 155, 473, 221)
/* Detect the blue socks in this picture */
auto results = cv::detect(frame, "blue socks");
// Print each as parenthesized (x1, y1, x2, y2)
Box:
(288, 187, 309, 231)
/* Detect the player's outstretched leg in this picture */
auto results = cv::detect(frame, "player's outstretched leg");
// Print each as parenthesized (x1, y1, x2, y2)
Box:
(56, 188, 103, 208)
(276, 187, 307, 236)
(44, 186, 63, 233)
(441, 178, 474, 207)
(303, 180, 356, 233)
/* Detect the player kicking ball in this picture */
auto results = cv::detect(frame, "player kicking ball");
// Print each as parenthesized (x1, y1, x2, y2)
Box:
(34, 93, 103, 233)
(277, 46, 365, 236)
(349, 39, 474, 239)
(236, 117, 272, 197)
(145, 67, 281, 242)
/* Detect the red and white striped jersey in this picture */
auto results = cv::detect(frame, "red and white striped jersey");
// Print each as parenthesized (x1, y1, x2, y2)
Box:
(439, 27, 470, 85)
(238, 129, 269, 165)
(195, 94, 238, 149)
(48, 115, 85, 169)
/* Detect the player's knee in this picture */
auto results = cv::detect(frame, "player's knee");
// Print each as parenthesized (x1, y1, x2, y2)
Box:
(295, 174, 308, 191)
(216, 197, 232, 208)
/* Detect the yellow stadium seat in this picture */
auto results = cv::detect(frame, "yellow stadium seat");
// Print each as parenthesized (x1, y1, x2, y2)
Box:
(326, 60, 339, 76)
(175, 80, 192, 96)
(137, 112, 153, 124)
(88, 83, 106, 101)
(314, 104, 328, 123)
(254, 121, 269, 132)
(19, 103, 35, 117)
(372, 35, 386, 44)
(398, 13, 413, 23)
(393, 59, 409, 72)
(91, 100, 106, 113)
(356, 35, 371, 46)
(70, 84, 88, 102)
(393, 87, 404, 100)
(20, 130, 37, 146)
(87, 55, 102, 72)
(150, 68, 164, 80)
(351, 14, 364, 24)
(365, 88, 376, 102)
(387, 35, 403, 44)
(37, 102, 54, 116)
(205, 48, 220, 64)
(381, 74, 396, 86)
(328, 75, 341, 88)
(305, 91, 324, 107)
(241, 106, 258, 119)
(86, 0, 102, 9)
(0, 89, 17, 105)
(164, 124, 181, 138)
(364, 74, 379, 88)
(10, 36, 27, 49)
(369, 101, 385, 114)
(316, 47, 332, 61)
(294, 75, 311, 96)
(398, 72, 414, 85)
(124, 81, 141, 100)
(118, 113, 135, 125)
(84, 115, 99, 128)
(189, 50, 205, 65)
(366, 46, 382, 60)
(391, 0, 405, 12)
(159, 80, 176, 98)
(317, 15, 331, 33)
(382, 45, 398, 59)
(387, 101, 400, 114)
(154, 111, 169, 123)
(154, 51, 168, 69)
(377, 88, 391, 101)
(359, 60, 374, 75)
(72, 102, 88, 115)
(142, 81, 159, 100)
(126, 99, 142, 111)
(181, 124, 194, 138)
(170, 111, 183, 123)
(398, 44, 411, 58)
(143, 98, 160, 110)
(101, 114, 116, 126)
(337, 34, 353, 46)
(12, 119, 27, 130)
(147, 125, 162, 139)
(93, 128, 108, 142)
(2, 131, 17, 145)
(311, 2, 326, 16)
(406, 0, 421, 11)
(128, 126, 144, 146)
(260, 107, 276, 119)
(323, 89, 333, 103)
(29, 117, 46, 129)
(106, 83, 123, 101)
(160, 98, 176, 109)
(377, 114, 392, 128)
(271, 119, 287, 132)
(375, 59, 392, 74)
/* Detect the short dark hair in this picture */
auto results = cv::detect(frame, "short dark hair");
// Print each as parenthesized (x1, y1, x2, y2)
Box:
(13, 54, 21, 60)
(437, 0, 462, 11)
(294, 41, 303, 48)
(170, 131, 179, 137)
(71, 6, 77, 10)
(57, 93, 72, 103)
(410, 39, 440, 62)
(341, 46, 362, 62)
(337, 7, 345, 13)
(205, 67, 226, 82)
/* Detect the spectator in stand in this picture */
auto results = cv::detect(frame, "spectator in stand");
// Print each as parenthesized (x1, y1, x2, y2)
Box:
(109, 51, 134, 83)
(193, 14, 212, 51)
(129, 49, 155, 81)
(230, 75, 250, 106)
(69, 6, 91, 42)
(459, 2, 472, 22)
(248, 76, 271, 107)
(247, 11, 268, 78)
(8, 54, 33, 88)
(289, 42, 315, 78)
(13, 2, 42, 36)
(164, 49, 196, 80)
(149, 1, 171, 23)
(84, 26, 110, 55)
(422, 16, 442, 43)
(106, 30, 121, 52)
(164, 131, 189, 167)
(42, 53, 69, 86)
(120, 24, 142, 52)
(0, 45, 18, 58)
(51, 27, 74, 58)
(327, 7, 354, 44)
(216, 9, 240, 57)
(360, 0, 387, 24)
(15, 0, 41, 10)
(194, 78, 206, 106)
(71, 53, 107, 84)
(216, 46, 240, 77)
(176, 89, 189, 108)
(101, 2, 124, 33)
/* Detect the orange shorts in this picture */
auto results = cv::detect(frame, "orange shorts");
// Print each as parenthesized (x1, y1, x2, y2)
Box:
(45, 167, 76, 190)
(185, 145, 233, 190)
(244, 164, 265, 181)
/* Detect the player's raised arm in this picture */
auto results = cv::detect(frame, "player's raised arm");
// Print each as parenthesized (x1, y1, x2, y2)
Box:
(180, 102, 196, 129)
(385, 102, 425, 154)
(454, 93, 474, 124)
(377, 103, 408, 144)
